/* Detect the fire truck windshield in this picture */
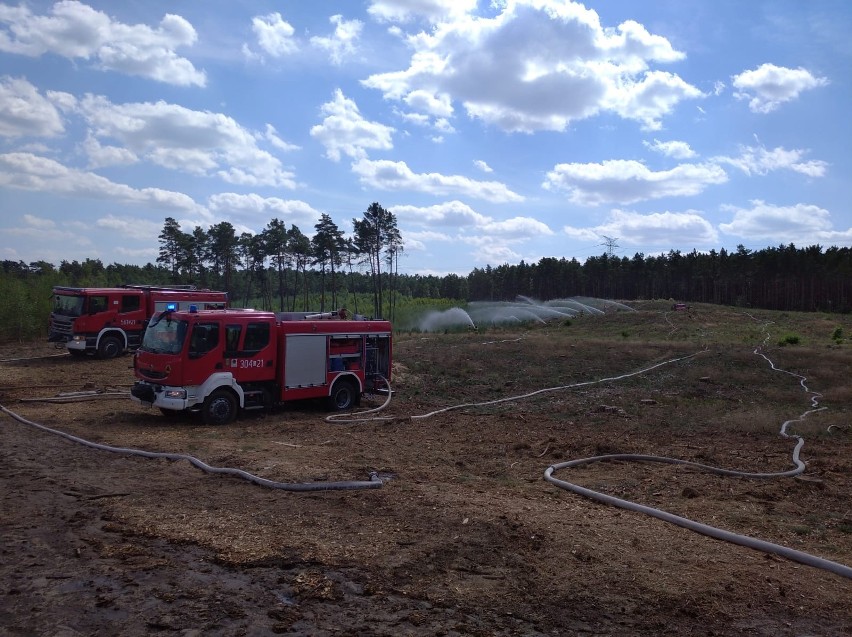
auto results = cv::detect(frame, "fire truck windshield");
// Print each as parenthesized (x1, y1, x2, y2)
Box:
(140, 317, 187, 354)
(53, 294, 85, 317)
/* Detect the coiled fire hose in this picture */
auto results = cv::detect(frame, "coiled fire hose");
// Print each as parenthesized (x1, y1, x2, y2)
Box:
(544, 447, 852, 580)
(545, 324, 852, 580)
(0, 404, 381, 491)
(334, 342, 852, 580)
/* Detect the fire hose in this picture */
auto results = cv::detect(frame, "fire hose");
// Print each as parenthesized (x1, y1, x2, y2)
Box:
(326, 351, 706, 424)
(332, 340, 852, 580)
(0, 404, 382, 491)
(544, 320, 852, 580)
(4, 327, 850, 576)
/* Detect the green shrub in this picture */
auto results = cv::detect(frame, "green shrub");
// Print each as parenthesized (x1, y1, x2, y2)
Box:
(778, 334, 800, 346)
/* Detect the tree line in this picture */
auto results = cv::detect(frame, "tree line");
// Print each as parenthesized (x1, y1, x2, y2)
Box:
(156, 202, 403, 320)
(2, 209, 851, 342)
(467, 244, 852, 313)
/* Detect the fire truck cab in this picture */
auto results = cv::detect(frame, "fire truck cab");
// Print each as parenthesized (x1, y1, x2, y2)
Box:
(130, 308, 392, 425)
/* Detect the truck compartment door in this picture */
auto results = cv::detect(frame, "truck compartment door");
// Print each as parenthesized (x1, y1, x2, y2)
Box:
(284, 335, 327, 388)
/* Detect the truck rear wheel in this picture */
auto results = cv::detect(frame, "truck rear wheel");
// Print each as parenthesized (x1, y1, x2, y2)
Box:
(328, 378, 360, 411)
(96, 336, 123, 359)
(202, 389, 238, 425)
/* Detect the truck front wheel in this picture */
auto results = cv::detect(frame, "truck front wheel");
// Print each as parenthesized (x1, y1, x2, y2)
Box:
(202, 389, 238, 425)
(96, 336, 123, 359)
(328, 379, 360, 411)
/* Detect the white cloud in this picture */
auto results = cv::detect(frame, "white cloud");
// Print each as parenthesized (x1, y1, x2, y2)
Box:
(0, 76, 65, 137)
(393, 200, 550, 268)
(392, 201, 549, 238)
(367, 0, 477, 23)
(713, 144, 827, 178)
(0, 1, 205, 86)
(607, 70, 703, 131)
(473, 159, 493, 173)
(96, 214, 161, 241)
(76, 94, 296, 188)
(403, 228, 453, 242)
(470, 242, 522, 265)
(207, 193, 322, 227)
(403, 89, 454, 118)
(544, 159, 728, 205)
(4, 213, 90, 248)
(643, 139, 697, 160)
(363, 0, 700, 133)
(719, 200, 851, 244)
(310, 14, 362, 65)
(0, 152, 202, 211)
(642, 139, 697, 159)
(395, 109, 430, 127)
(564, 209, 718, 245)
(731, 63, 828, 113)
(82, 133, 138, 169)
(264, 124, 300, 152)
(392, 200, 490, 226)
(22, 213, 56, 230)
(310, 90, 395, 162)
(353, 160, 524, 203)
(481, 216, 553, 237)
(250, 12, 298, 57)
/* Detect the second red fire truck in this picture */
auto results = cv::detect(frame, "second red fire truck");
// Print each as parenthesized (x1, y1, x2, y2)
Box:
(49, 284, 229, 358)
(130, 307, 392, 424)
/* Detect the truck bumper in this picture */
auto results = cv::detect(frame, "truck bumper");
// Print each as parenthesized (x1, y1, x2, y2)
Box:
(130, 381, 202, 411)
(66, 338, 87, 352)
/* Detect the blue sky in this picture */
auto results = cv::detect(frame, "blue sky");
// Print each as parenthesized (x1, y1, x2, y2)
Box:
(1, 0, 850, 275)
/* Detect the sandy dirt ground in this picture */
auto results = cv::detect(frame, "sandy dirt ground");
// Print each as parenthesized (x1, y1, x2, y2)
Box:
(1, 303, 851, 636)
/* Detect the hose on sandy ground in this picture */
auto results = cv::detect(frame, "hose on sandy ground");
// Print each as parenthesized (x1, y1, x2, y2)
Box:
(0, 352, 69, 363)
(543, 450, 852, 580)
(19, 390, 129, 403)
(332, 329, 852, 579)
(544, 319, 852, 580)
(326, 350, 706, 425)
(0, 404, 382, 492)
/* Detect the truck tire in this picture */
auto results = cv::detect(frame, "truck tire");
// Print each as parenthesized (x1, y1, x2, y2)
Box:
(202, 389, 238, 426)
(96, 336, 123, 359)
(328, 378, 360, 411)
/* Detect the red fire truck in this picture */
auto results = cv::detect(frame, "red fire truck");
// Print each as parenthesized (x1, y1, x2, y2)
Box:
(49, 285, 229, 359)
(130, 308, 392, 425)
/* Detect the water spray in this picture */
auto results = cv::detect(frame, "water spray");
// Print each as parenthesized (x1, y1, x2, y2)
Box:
(415, 296, 633, 332)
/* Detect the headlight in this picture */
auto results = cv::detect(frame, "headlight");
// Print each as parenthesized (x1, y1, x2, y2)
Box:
(72, 335, 85, 341)
(164, 389, 187, 399)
